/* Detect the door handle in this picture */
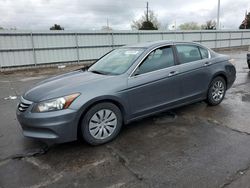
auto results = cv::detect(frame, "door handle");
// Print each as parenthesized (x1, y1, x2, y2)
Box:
(204, 62, 211, 66)
(168, 71, 178, 77)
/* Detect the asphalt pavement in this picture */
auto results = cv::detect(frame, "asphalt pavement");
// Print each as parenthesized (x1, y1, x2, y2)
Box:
(0, 50, 250, 188)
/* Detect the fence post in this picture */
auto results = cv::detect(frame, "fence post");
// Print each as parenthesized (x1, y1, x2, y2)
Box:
(30, 32, 37, 66)
(241, 31, 244, 47)
(215, 31, 218, 49)
(111, 32, 114, 49)
(137, 31, 140, 43)
(75, 33, 79, 64)
(229, 31, 231, 48)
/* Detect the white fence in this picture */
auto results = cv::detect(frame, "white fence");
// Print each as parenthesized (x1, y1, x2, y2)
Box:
(1, 30, 250, 68)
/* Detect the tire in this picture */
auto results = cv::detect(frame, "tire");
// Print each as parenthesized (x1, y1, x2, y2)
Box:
(81, 102, 123, 145)
(206, 76, 226, 106)
(248, 61, 250, 69)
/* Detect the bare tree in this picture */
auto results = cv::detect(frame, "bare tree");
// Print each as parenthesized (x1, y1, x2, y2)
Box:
(201, 20, 216, 30)
(131, 10, 160, 30)
(239, 11, 250, 29)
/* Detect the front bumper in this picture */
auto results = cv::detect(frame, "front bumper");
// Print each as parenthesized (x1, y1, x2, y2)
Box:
(16, 97, 79, 144)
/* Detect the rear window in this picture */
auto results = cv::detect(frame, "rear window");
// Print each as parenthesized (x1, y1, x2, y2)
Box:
(176, 45, 202, 64)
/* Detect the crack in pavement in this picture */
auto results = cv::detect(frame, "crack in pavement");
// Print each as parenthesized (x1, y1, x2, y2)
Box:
(180, 114, 250, 188)
(232, 81, 250, 88)
(220, 162, 250, 188)
(181, 115, 250, 136)
(0, 145, 49, 165)
(25, 172, 64, 188)
(106, 145, 145, 182)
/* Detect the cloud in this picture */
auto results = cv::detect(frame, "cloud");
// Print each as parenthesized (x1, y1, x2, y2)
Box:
(0, 0, 249, 30)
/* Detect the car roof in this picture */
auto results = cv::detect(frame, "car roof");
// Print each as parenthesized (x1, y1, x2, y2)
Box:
(123, 40, 202, 49)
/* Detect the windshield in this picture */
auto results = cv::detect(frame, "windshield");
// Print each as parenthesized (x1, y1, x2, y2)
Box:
(88, 48, 144, 75)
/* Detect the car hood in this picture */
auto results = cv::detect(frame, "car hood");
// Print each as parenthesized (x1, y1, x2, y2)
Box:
(23, 70, 110, 102)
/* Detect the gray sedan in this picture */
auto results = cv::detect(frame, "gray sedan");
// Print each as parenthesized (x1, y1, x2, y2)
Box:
(16, 41, 236, 145)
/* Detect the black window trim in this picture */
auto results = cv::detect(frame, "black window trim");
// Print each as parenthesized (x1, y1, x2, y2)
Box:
(130, 44, 177, 77)
(198, 46, 210, 59)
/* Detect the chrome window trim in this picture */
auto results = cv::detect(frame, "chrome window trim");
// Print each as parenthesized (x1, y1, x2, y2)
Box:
(129, 43, 211, 78)
(174, 42, 211, 59)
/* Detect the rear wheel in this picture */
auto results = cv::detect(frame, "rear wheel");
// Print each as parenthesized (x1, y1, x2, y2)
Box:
(81, 102, 122, 145)
(248, 60, 250, 69)
(206, 76, 226, 106)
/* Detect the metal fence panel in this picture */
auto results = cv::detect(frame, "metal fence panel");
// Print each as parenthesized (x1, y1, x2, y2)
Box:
(161, 33, 176, 41)
(1, 30, 250, 68)
(78, 34, 112, 46)
(35, 49, 77, 64)
(33, 34, 76, 48)
(139, 33, 162, 42)
(79, 47, 112, 60)
(0, 34, 32, 50)
(184, 33, 201, 42)
(113, 33, 138, 45)
(0, 51, 34, 67)
(202, 32, 217, 41)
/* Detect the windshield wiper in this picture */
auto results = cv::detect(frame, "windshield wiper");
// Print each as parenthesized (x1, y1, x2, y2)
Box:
(89, 70, 107, 75)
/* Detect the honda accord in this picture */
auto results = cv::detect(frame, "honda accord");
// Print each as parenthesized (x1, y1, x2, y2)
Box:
(16, 41, 236, 145)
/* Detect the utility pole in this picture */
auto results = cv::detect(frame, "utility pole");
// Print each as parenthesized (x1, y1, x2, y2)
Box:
(217, 0, 220, 30)
(146, 2, 149, 22)
(107, 18, 109, 28)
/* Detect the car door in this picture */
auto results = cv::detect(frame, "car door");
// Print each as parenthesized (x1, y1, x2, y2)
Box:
(127, 45, 182, 119)
(174, 44, 212, 101)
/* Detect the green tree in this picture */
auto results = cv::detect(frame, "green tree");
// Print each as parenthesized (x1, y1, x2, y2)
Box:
(50, 24, 64, 30)
(0, 26, 3, 30)
(239, 12, 250, 29)
(131, 10, 160, 30)
(179, 22, 201, 30)
(201, 20, 216, 30)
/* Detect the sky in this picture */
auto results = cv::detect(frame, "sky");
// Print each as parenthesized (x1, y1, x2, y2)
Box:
(0, 0, 249, 30)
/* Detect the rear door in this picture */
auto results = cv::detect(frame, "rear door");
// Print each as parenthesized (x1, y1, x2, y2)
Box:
(127, 45, 182, 119)
(174, 44, 212, 101)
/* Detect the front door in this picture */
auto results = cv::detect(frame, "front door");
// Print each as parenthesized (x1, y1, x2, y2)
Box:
(127, 46, 182, 119)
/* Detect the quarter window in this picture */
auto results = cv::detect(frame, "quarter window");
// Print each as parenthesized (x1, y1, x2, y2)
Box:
(176, 45, 202, 64)
(199, 47, 209, 59)
(135, 46, 175, 75)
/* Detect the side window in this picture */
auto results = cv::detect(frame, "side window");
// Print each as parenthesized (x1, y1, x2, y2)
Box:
(199, 47, 209, 59)
(176, 45, 202, 64)
(136, 46, 175, 75)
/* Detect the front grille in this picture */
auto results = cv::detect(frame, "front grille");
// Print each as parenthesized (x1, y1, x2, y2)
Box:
(18, 102, 31, 112)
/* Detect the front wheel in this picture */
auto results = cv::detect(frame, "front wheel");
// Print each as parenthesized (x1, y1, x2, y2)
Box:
(81, 102, 123, 145)
(206, 77, 226, 106)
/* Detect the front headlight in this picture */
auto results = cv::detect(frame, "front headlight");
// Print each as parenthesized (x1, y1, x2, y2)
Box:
(33, 93, 80, 112)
